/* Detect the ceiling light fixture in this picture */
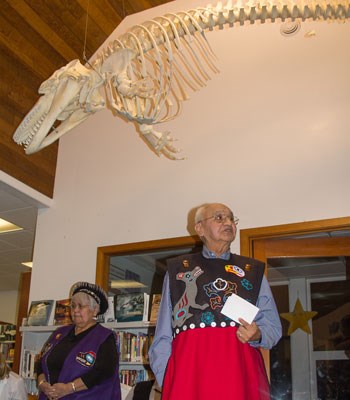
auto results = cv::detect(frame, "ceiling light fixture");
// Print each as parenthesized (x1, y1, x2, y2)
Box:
(22, 262, 33, 268)
(0, 218, 23, 234)
(110, 280, 146, 289)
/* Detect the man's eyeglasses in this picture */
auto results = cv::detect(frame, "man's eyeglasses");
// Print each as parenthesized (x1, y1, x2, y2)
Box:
(199, 212, 239, 225)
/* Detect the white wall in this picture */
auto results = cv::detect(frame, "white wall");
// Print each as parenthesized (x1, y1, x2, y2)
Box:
(0, 291, 19, 324)
(29, 1, 350, 302)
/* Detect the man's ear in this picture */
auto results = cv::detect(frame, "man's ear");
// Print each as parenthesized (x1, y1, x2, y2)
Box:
(194, 222, 203, 237)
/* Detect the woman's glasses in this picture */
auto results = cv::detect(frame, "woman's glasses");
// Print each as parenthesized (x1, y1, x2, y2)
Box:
(70, 303, 90, 310)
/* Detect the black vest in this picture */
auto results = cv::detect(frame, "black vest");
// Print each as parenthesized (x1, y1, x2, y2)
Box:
(167, 252, 265, 337)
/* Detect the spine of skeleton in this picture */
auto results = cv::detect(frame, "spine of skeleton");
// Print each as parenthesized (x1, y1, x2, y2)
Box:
(96, 0, 350, 60)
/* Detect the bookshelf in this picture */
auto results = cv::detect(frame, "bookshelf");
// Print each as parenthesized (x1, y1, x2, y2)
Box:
(105, 321, 156, 386)
(0, 324, 16, 366)
(19, 321, 156, 395)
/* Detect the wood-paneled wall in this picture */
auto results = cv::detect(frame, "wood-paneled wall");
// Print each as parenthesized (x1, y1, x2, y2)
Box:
(0, 0, 171, 197)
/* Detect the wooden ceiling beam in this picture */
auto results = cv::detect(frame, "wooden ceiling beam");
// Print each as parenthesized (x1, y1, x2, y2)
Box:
(0, 76, 37, 115)
(0, 13, 60, 79)
(0, 44, 42, 91)
(25, 1, 87, 61)
(0, 123, 57, 198)
(75, 0, 123, 36)
(33, 0, 106, 59)
(0, 101, 26, 130)
(0, 117, 58, 174)
(8, 0, 80, 61)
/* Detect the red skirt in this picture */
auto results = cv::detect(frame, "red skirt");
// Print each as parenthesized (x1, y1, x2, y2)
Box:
(162, 326, 270, 400)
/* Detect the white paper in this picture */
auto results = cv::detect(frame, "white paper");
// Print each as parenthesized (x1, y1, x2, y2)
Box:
(221, 293, 259, 324)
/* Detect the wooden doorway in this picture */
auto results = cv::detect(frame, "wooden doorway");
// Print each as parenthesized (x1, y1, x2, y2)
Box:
(240, 216, 350, 400)
(240, 216, 350, 259)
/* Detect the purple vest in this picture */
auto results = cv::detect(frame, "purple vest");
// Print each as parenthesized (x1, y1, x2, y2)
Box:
(39, 324, 121, 400)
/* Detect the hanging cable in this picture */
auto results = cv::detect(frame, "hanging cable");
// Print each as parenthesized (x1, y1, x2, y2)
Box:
(122, 0, 126, 19)
(83, 0, 91, 63)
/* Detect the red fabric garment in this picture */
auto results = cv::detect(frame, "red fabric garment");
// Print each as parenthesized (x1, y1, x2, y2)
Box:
(162, 326, 270, 400)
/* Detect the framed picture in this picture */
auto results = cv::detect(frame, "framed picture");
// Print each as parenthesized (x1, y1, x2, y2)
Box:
(27, 300, 54, 326)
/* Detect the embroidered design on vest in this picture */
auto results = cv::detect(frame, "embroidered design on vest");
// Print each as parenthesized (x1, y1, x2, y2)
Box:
(173, 266, 209, 328)
(225, 264, 245, 278)
(200, 311, 215, 325)
(241, 278, 253, 290)
(76, 351, 96, 367)
(204, 278, 237, 310)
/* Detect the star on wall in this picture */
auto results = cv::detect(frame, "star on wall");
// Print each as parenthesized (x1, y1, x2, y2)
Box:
(280, 298, 318, 335)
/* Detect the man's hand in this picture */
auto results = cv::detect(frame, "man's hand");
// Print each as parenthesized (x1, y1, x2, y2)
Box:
(236, 318, 261, 344)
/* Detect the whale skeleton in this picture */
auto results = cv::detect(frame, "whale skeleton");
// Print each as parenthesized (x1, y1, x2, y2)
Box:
(13, 0, 350, 159)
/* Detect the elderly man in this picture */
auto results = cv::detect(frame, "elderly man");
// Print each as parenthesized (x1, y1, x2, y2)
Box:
(149, 203, 281, 400)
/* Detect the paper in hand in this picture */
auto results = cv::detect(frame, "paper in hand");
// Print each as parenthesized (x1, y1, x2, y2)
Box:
(221, 293, 259, 324)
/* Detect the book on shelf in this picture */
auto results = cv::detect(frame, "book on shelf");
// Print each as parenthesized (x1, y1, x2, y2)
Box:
(0, 324, 16, 341)
(54, 299, 72, 326)
(143, 293, 150, 322)
(149, 294, 162, 323)
(21, 349, 40, 378)
(114, 292, 149, 323)
(7, 348, 15, 363)
(27, 300, 55, 326)
(119, 368, 155, 386)
(104, 296, 116, 323)
(115, 331, 154, 363)
(0, 341, 15, 364)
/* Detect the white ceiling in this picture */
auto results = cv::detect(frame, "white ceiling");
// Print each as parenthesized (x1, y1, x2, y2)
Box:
(0, 188, 37, 291)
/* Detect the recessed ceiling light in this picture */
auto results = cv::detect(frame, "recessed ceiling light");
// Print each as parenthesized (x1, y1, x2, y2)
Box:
(22, 262, 33, 268)
(110, 280, 146, 289)
(0, 218, 23, 233)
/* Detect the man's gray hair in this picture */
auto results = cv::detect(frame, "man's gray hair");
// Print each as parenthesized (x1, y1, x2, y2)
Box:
(194, 204, 211, 224)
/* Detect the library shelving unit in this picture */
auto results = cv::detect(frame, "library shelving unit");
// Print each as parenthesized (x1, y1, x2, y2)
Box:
(0, 324, 16, 367)
(19, 321, 155, 395)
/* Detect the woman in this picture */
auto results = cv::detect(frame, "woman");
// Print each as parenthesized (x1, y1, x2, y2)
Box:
(36, 282, 121, 399)
(0, 352, 27, 400)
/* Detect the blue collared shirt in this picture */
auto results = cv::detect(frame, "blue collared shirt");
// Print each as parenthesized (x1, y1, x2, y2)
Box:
(149, 247, 282, 386)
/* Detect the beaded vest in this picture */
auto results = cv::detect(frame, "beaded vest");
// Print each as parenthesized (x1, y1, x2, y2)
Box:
(167, 252, 265, 337)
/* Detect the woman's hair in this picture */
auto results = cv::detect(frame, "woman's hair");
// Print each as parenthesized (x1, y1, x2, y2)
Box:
(72, 292, 100, 314)
(0, 352, 10, 380)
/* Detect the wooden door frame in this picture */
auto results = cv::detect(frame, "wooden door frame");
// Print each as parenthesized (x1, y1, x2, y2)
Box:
(96, 235, 202, 291)
(240, 216, 350, 258)
(13, 271, 31, 373)
(240, 216, 350, 380)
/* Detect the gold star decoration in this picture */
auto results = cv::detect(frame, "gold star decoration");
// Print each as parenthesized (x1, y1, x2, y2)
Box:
(280, 297, 318, 335)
